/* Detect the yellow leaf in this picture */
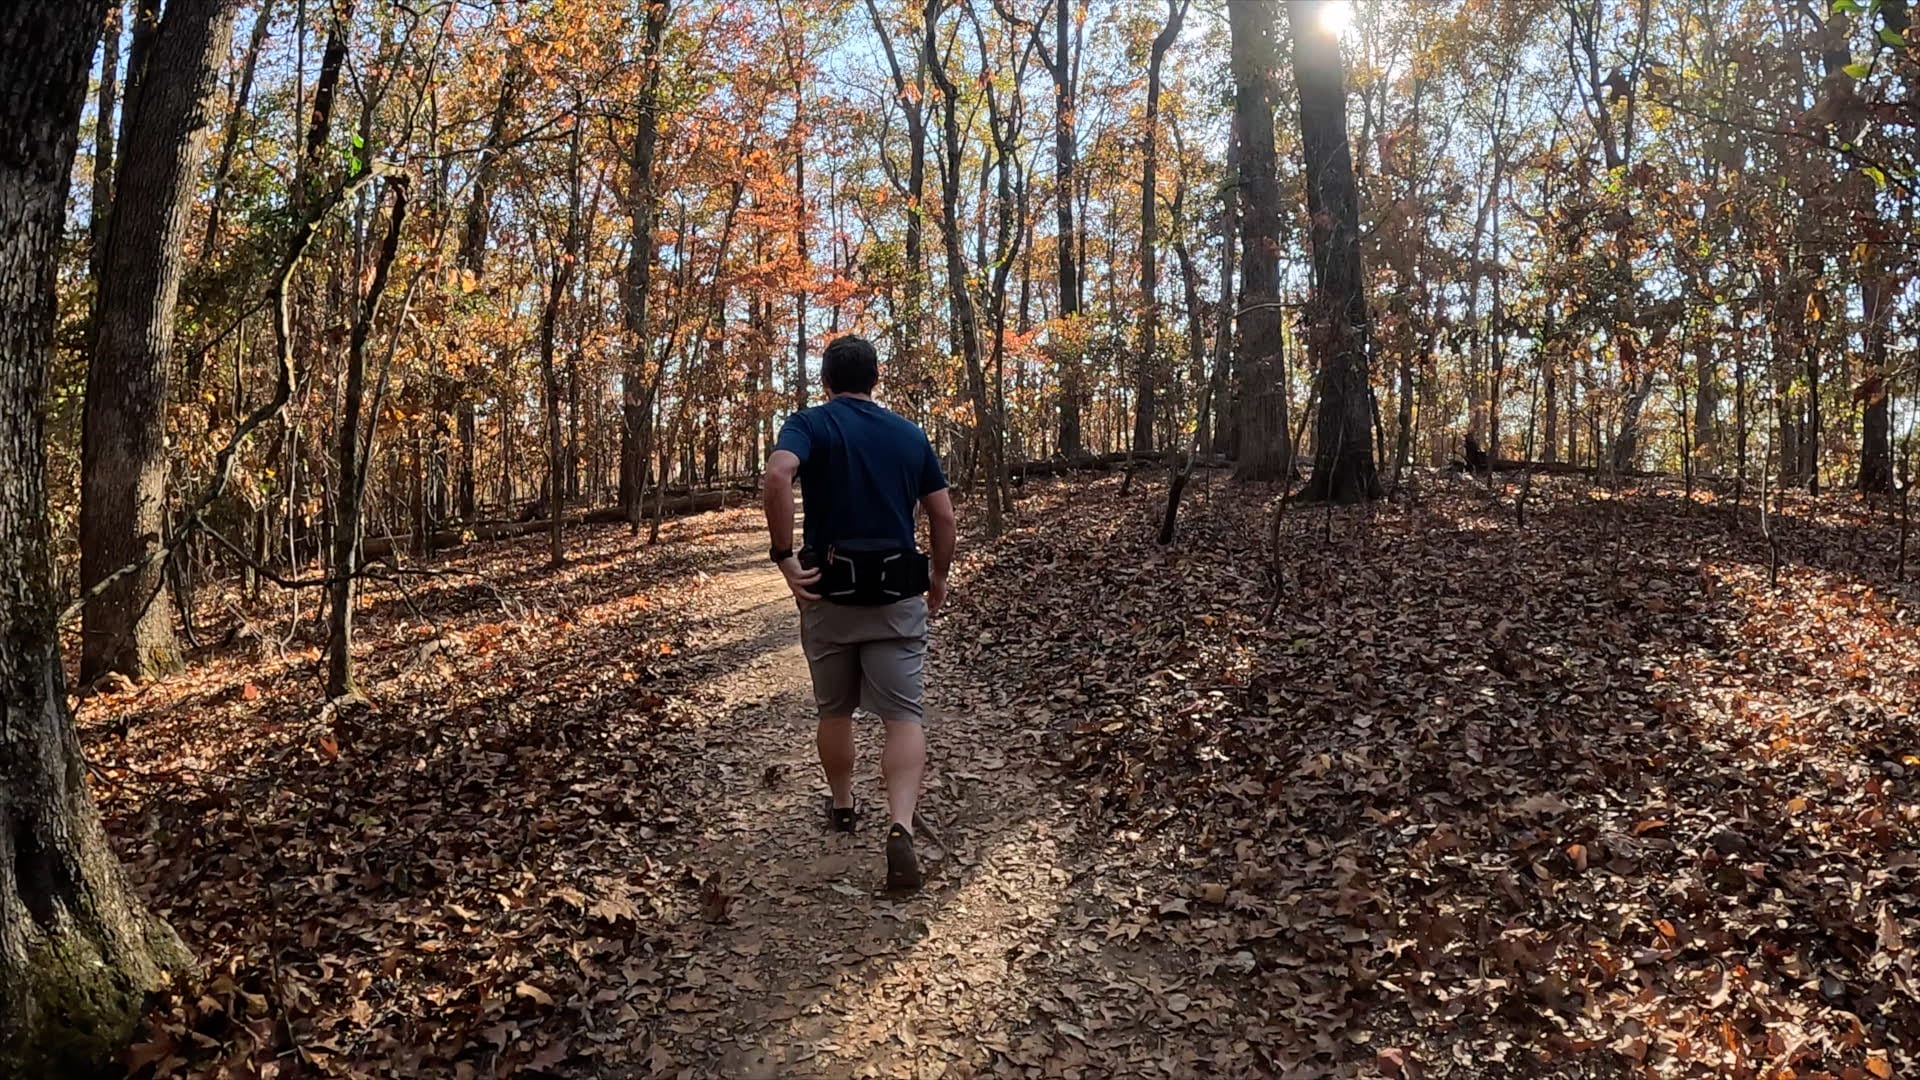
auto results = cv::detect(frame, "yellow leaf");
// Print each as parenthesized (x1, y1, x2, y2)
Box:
(1787, 796, 1808, 813)
(1867, 1055, 1892, 1079)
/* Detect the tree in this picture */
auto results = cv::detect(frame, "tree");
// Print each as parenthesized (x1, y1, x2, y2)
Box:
(1852, 0, 1908, 494)
(926, 0, 1005, 534)
(1, 5, 191, 1071)
(866, 0, 935, 420)
(1292, 0, 1381, 502)
(325, 176, 409, 700)
(455, 63, 521, 520)
(1037, 0, 1084, 455)
(1229, 0, 1289, 481)
(621, 0, 671, 526)
(1132, 0, 1187, 454)
(78, 0, 239, 684)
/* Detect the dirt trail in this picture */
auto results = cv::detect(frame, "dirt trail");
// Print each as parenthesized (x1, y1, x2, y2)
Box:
(637, 524, 1199, 1079)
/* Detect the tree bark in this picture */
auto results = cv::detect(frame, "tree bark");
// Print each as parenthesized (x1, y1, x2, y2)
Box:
(1229, 0, 1289, 480)
(79, 0, 239, 684)
(2, 7, 192, 1072)
(1292, 0, 1381, 502)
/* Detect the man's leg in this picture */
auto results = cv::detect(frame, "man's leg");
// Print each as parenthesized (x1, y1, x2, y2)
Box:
(880, 718, 924, 830)
(861, 598, 929, 860)
(818, 714, 857, 809)
(800, 603, 861, 822)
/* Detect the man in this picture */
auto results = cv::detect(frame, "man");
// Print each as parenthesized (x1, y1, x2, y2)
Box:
(762, 335, 956, 893)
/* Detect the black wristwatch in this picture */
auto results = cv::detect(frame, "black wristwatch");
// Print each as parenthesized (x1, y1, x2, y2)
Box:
(770, 546, 794, 564)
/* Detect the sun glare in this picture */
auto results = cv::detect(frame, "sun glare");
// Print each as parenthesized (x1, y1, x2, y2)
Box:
(1319, 0, 1356, 38)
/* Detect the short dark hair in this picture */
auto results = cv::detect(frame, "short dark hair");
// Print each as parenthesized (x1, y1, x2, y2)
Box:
(821, 335, 879, 395)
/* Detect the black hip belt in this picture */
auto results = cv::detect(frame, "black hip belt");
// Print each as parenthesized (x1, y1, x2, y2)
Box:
(801, 544, 930, 606)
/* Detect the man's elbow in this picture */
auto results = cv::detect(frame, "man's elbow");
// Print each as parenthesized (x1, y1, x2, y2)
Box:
(762, 457, 798, 497)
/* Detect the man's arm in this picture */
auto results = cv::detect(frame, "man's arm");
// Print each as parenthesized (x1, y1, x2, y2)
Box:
(763, 450, 820, 601)
(921, 488, 955, 616)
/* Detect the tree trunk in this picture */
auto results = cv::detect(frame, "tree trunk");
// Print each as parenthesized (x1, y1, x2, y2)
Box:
(1292, 1, 1381, 502)
(621, 1, 671, 526)
(1208, 131, 1238, 458)
(925, 0, 1001, 535)
(88, 3, 123, 301)
(1693, 334, 1718, 471)
(1049, 0, 1083, 455)
(1132, 0, 1186, 455)
(1858, 271, 1894, 493)
(456, 67, 519, 520)
(326, 178, 408, 701)
(2, 7, 192, 1072)
(1543, 350, 1559, 464)
(544, 112, 586, 568)
(1229, 0, 1288, 480)
(79, 0, 238, 685)
(793, 149, 809, 408)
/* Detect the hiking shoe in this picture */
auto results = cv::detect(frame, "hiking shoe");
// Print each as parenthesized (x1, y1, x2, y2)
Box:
(885, 824, 922, 893)
(823, 796, 857, 834)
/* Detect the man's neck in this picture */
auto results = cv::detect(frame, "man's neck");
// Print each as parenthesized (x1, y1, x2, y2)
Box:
(828, 392, 873, 403)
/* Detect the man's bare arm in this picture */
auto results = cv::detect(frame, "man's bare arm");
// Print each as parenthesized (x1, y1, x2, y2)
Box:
(921, 488, 956, 579)
(763, 450, 801, 552)
(763, 450, 820, 601)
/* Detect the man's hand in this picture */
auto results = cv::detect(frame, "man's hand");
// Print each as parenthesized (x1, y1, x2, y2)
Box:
(926, 571, 948, 619)
(779, 556, 822, 603)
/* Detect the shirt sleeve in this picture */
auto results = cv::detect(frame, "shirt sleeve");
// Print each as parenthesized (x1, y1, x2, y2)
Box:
(773, 412, 813, 464)
(918, 435, 950, 497)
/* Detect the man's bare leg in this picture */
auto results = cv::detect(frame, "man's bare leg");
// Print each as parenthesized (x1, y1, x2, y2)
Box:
(881, 718, 924, 831)
(818, 715, 856, 809)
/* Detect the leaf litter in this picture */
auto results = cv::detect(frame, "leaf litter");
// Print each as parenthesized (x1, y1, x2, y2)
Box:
(84, 473, 1919, 1078)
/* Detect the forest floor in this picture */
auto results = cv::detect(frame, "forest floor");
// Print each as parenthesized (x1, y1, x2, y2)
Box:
(85, 470, 1920, 1079)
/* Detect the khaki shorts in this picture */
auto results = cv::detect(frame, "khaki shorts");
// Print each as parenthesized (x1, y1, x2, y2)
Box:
(798, 597, 928, 723)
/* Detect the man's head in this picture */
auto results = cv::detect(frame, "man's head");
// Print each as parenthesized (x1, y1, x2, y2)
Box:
(821, 335, 879, 397)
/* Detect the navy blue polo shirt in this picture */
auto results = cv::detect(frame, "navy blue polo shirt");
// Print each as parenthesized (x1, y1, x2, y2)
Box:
(774, 397, 948, 552)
